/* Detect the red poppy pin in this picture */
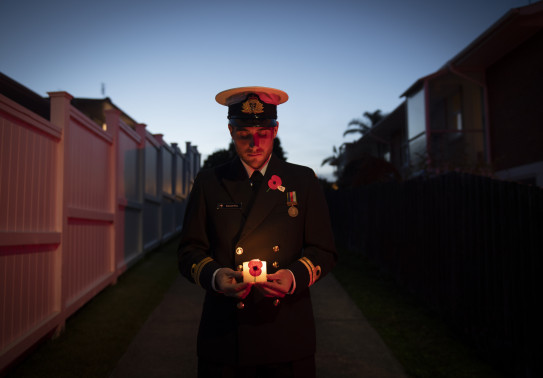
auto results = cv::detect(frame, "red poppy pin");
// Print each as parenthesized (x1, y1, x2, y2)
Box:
(267, 175, 285, 192)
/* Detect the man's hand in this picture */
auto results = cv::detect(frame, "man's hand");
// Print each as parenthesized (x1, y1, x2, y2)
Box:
(215, 268, 253, 299)
(255, 269, 293, 298)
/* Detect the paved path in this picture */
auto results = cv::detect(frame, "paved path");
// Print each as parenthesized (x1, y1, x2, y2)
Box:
(110, 274, 407, 378)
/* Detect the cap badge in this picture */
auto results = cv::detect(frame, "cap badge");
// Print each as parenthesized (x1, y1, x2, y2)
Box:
(241, 95, 264, 114)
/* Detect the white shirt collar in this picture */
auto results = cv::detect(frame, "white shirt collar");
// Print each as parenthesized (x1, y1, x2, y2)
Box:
(240, 154, 272, 178)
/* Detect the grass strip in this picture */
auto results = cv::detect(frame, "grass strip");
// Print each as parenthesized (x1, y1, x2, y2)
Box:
(5, 237, 180, 378)
(334, 247, 504, 378)
(7, 240, 505, 378)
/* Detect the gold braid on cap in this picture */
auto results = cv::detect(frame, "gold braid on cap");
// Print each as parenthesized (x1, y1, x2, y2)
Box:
(191, 257, 213, 287)
(299, 257, 322, 287)
(241, 96, 264, 114)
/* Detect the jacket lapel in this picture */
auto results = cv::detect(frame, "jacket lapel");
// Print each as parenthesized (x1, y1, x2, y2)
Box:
(219, 158, 252, 212)
(238, 155, 285, 242)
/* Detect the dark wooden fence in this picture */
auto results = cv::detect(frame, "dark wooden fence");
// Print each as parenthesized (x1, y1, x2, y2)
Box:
(325, 172, 542, 377)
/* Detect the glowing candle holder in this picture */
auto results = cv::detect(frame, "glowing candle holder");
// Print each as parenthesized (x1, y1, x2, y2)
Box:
(242, 259, 267, 283)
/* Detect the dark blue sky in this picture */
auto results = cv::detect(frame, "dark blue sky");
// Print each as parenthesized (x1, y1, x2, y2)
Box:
(0, 0, 534, 178)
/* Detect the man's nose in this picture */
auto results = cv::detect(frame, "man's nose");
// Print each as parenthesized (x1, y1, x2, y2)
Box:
(250, 134, 260, 148)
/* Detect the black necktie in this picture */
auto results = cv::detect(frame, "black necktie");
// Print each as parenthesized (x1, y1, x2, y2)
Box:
(250, 170, 263, 192)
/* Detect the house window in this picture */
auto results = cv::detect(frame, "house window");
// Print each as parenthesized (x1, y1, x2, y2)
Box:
(402, 142, 410, 168)
(448, 90, 463, 132)
(407, 88, 425, 140)
(384, 151, 391, 162)
(455, 113, 463, 131)
(431, 88, 462, 133)
(407, 88, 428, 171)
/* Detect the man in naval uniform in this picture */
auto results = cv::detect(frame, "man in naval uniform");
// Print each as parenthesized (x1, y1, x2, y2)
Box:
(178, 86, 337, 378)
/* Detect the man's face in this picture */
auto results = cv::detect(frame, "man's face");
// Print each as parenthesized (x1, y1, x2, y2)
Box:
(229, 124, 278, 170)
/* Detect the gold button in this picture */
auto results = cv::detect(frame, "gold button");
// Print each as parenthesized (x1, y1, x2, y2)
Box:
(235, 247, 243, 255)
(237, 264, 243, 271)
(272, 261, 279, 268)
(272, 245, 279, 253)
(237, 301, 245, 309)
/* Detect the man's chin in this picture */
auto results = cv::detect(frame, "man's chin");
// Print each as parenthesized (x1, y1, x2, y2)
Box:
(242, 156, 265, 169)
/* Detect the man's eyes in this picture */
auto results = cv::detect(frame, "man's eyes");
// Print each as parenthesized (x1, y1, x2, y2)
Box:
(236, 131, 271, 139)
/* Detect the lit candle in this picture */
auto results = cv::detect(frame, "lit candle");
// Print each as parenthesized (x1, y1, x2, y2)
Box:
(243, 259, 267, 283)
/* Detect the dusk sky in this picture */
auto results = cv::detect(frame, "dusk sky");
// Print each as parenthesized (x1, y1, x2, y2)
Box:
(0, 0, 535, 179)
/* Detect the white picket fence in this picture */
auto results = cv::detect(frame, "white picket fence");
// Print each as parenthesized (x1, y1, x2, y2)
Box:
(0, 89, 200, 371)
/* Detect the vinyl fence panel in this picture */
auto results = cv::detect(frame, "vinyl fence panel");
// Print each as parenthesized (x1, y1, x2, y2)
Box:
(0, 91, 199, 372)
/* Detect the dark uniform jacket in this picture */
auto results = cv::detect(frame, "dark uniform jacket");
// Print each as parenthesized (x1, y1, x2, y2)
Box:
(178, 155, 337, 366)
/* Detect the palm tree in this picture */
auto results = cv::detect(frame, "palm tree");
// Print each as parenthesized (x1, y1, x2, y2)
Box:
(321, 144, 345, 178)
(343, 110, 384, 138)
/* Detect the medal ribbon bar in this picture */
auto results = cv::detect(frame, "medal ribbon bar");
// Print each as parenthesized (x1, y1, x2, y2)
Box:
(286, 191, 297, 206)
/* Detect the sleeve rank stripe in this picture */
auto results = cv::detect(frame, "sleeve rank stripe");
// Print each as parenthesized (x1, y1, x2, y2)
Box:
(299, 257, 316, 287)
(299, 257, 322, 287)
(303, 257, 316, 286)
(195, 257, 213, 286)
(192, 257, 213, 286)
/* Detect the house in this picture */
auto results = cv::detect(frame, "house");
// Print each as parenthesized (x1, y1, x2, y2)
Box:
(339, 103, 406, 184)
(348, 1, 543, 186)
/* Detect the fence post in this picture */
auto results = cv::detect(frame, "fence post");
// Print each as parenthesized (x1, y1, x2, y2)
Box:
(47, 91, 72, 331)
(105, 108, 124, 279)
(154, 134, 165, 244)
(134, 123, 146, 257)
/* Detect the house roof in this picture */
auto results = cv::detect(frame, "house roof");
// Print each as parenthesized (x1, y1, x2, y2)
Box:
(0, 72, 141, 129)
(401, 2, 543, 97)
(0, 72, 50, 120)
(401, 69, 447, 98)
(71, 97, 138, 128)
(446, 1, 543, 70)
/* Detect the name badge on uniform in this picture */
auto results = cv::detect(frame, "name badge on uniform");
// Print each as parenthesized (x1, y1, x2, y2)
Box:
(286, 191, 298, 217)
(217, 202, 242, 210)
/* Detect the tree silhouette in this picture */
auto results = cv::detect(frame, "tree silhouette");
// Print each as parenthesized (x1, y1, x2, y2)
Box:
(321, 145, 345, 178)
(272, 138, 287, 161)
(322, 109, 386, 181)
(343, 110, 384, 138)
(201, 148, 235, 170)
(202, 137, 287, 169)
